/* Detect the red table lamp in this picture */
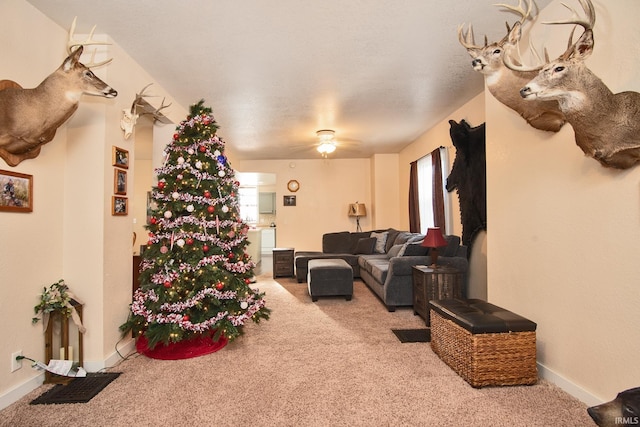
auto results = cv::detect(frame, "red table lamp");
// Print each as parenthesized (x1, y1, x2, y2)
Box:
(421, 227, 448, 267)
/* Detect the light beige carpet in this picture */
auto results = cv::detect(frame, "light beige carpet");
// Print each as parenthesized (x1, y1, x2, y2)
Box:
(0, 275, 595, 427)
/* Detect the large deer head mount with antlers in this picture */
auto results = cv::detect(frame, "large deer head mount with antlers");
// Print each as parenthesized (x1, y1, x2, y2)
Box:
(120, 84, 171, 139)
(0, 18, 117, 167)
(505, 0, 640, 169)
(458, 0, 566, 132)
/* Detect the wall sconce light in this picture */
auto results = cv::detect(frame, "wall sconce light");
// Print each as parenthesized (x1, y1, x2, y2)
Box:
(348, 202, 367, 232)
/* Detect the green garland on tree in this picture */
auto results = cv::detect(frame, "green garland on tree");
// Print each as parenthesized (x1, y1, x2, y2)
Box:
(120, 100, 269, 349)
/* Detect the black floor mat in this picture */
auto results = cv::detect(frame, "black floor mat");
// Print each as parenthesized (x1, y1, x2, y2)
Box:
(30, 372, 121, 405)
(392, 328, 430, 343)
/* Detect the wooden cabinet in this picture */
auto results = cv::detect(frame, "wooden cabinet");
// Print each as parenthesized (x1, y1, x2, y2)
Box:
(412, 265, 463, 326)
(273, 247, 294, 278)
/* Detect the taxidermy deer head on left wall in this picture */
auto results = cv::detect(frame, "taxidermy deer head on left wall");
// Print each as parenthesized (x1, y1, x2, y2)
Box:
(0, 18, 117, 167)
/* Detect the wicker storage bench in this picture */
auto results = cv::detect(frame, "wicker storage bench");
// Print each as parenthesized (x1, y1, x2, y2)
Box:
(429, 299, 537, 388)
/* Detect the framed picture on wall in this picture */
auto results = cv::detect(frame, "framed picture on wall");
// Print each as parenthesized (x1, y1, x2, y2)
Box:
(114, 169, 127, 195)
(112, 146, 129, 169)
(283, 195, 296, 206)
(112, 196, 128, 216)
(0, 169, 33, 213)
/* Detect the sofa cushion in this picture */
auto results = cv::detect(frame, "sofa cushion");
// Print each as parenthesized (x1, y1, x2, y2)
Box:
(348, 232, 375, 253)
(354, 237, 376, 255)
(401, 241, 429, 256)
(322, 232, 352, 253)
(368, 259, 390, 284)
(370, 231, 389, 254)
(387, 244, 404, 258)
(442, 235, 461, 257)
(384, 229, 400, 252)
(358, 254, 387, 274)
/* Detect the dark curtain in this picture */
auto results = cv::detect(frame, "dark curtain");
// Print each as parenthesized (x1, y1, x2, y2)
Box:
(408, 160, 420, 233)
(431, 147, 446, 230)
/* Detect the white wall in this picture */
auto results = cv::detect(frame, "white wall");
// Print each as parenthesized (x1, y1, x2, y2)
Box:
(487, 0, 640, 403)
(235, 158, 374, 252)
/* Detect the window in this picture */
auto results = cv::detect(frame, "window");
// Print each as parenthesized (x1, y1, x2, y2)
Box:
(238, 186, 258, 224)
(416, 148, 451, 234)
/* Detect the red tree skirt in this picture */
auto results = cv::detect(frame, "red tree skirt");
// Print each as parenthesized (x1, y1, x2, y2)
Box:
(136, 332, 228, 360)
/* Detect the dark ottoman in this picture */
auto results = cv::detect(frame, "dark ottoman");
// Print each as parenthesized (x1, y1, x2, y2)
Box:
(307, 259, 353, 302)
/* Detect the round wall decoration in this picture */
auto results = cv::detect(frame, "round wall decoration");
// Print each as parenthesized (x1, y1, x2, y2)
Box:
(287, 179, 300, 192)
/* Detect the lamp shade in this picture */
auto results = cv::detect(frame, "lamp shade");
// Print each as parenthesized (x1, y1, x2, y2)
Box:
(421, 227, 447, 248)
(348, 203, 366, 217)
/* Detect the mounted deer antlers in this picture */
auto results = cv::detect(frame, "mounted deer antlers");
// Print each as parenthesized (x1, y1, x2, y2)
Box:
(505, 0, 640, 169)
(458, 0, 566, 132)
(120, 84, 172, 139)
(0, 18, 117, 167)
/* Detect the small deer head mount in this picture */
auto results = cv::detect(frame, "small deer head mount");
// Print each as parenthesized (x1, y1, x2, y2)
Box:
(120, 83, 171, 139)
(0, 18, 117, 167)
(458, 0, 566, 132)
(504, 0, 640, 169)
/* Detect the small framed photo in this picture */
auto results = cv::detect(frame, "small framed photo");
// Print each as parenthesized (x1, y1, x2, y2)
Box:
(0, 169, 33, 213)
(283, 195, 296, 206)
(112, 196, 128, 216)
(112, 146, 129, 169)
(114, 169, 127, 195)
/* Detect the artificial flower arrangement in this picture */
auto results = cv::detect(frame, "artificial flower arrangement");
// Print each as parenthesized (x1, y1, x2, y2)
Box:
(32, 279, 86, 334)
(32, 279, 73, 324)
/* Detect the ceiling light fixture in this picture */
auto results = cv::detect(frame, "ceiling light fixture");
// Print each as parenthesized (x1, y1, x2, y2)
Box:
(316, 129, 337, 157)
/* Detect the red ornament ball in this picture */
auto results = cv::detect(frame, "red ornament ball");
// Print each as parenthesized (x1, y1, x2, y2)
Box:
(182, 315, 189, 322)
(202, 245, 209, 252)
(207, 205, 215, 213)
(228, 253, 234, 258)
(204, 190, 211, 198)
(244, 279, 251, 284)
(199, 146, 207, 153)
(164, 281, 172, 288)
(215, 282, 224, 290)
(186, 238, 194, 245)
(173, 133, 179, 140)
(150, 217, 157, 224)
(158, 181, 166, 190)
(203, 117, 211, 125)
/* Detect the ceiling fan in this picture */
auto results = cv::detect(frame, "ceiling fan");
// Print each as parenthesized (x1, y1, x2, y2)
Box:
(287, 129, 361, 158)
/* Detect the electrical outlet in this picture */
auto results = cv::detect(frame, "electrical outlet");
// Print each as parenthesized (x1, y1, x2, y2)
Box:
(11, 350, 22, 372)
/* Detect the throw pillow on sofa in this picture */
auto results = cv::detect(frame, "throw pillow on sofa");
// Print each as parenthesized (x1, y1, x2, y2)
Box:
(354, 237, 377, 255)
(370, 231, 388, 253)
(401, 242, 429, 256)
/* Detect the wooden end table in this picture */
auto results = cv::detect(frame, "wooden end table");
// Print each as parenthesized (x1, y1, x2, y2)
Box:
(412, 265, 463, 326)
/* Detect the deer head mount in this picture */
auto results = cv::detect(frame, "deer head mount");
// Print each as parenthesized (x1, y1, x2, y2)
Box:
(0, 18, 117, 167)
(505, 0, 640, 169)
(458, 0, 566, 132)
(120, 83, 172, 139)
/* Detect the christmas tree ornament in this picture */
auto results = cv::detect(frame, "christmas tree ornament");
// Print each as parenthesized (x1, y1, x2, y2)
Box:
(164, 211, 173, 219)
(176, 238, 185, 247)
(172, 192, 180, 199)
(186, 204, 194, 213)
(177, 157, 185, 164)
(222, 205, 229, 213)
(158, 181, 166, 190)
(160, 245, 168, 254)
(195, 161, 203, 169)
(207, 206, 215, 214)
(240, 301, 248, 310)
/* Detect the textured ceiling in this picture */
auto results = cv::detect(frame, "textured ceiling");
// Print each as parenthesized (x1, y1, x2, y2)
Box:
(25, 0, 551, 160)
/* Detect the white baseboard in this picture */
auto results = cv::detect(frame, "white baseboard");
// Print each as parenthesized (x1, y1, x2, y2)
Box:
(538, 362, 602, 406)
(0, 338, 136, 411)
(0, 372, 44, 411)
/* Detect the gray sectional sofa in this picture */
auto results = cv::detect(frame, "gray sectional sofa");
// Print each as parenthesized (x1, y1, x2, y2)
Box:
(294, 228, 468, 311)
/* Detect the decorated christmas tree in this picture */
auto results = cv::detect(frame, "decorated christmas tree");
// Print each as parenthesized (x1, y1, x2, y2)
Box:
(120, 100, 269, 357)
